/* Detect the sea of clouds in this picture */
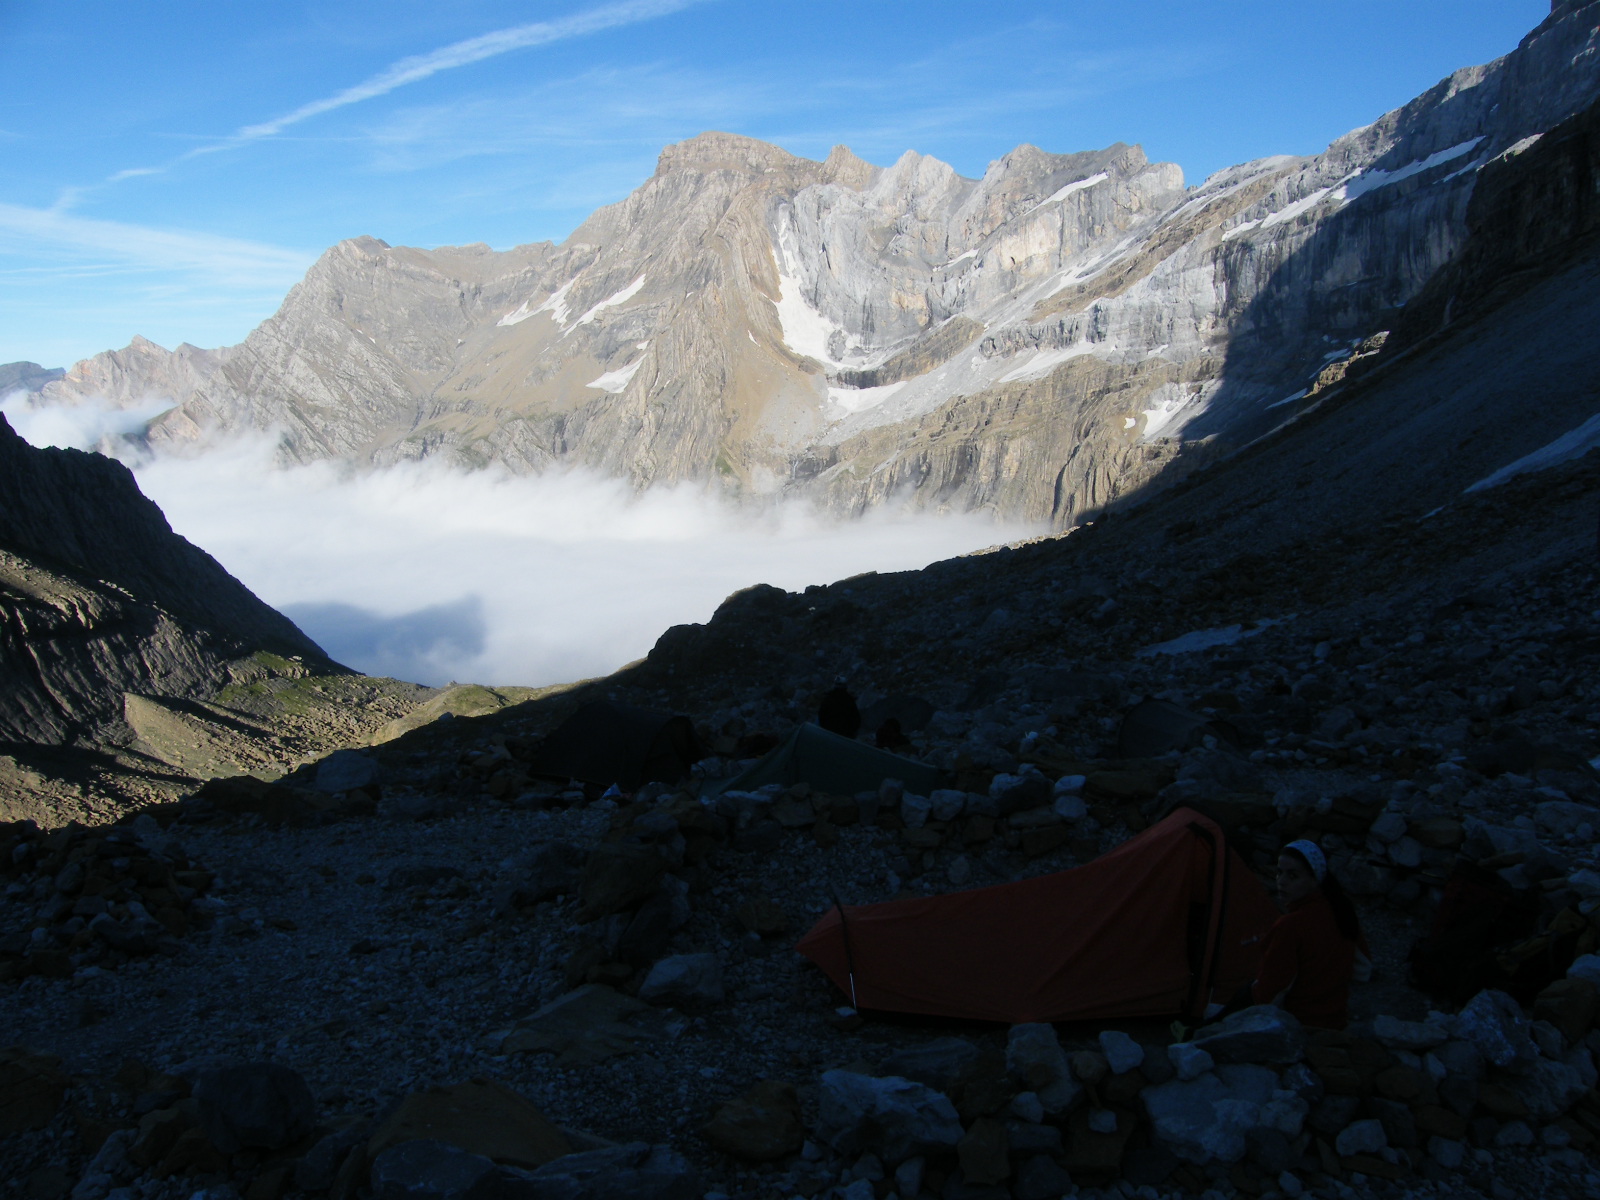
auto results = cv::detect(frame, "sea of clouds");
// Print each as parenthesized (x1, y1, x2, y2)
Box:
(2, 395, 1034, 687)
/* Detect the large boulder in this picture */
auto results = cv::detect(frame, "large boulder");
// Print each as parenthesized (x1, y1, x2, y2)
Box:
(296, 1123, 370, 1192)
(880, 1039, 981, 1092)
(1455, 990, 1539, 1073)
(577, 845, 664, 922)
(815, 1071, 963, 1165)
(502, 843, 587, 908)
(1504, 1053, 1595, 1121)
(1372, 1015, 1450, 1052)
(491, 1143, 700, 1200)
(1334, 1119, 1387, 1157)
(1533, 978, 1600, 1046)
(1192, 1006, 1306, 1065)
(313, 750, 382, 794)
(370, 1140, 496, 1200)
(499, 985, 664, 1066)
(1141, 1065, 1277, 1164)
(0, 1047, 69, 1135)
(367, 1078, 571, 1169)
(192, 1062, 316, 1153)
(702, 1081, 804, 1162)
(1098, 1031, 1144, 1076)
(1005, 1024, 1082, 1114)
(637, 953, 723, 1007)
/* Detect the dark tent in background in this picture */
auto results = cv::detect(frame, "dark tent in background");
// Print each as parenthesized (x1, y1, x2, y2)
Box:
(797, 808, 1279, 1024)
(707, 723, 946, 798)
(532, 701, 702, 791)
(859, 694, 936, 736)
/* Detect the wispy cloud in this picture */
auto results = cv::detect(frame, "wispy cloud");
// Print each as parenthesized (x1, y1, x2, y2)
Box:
(231, 0, 707, 144)
(0, 203, 313, 284)
(57, 0, 710, 206)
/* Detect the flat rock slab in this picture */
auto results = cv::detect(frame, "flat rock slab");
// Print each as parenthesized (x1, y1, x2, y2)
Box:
(703, 1080, 804, 1162)
(500, 985, 665, 1066)
(492, 1142, 700, 1200)
(368, 1078, 572, 1169)
(1192, 1005, 1306, 1065)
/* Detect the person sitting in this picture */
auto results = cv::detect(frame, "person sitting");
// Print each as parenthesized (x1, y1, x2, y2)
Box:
(1251, 839, 1370, 1029)
(817, 681, 861, 738)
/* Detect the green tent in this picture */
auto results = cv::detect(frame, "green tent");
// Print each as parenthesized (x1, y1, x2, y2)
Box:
(707, 723, 947, 797)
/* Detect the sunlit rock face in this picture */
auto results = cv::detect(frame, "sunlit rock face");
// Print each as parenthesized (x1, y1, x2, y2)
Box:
(29, 4, 1600, 527)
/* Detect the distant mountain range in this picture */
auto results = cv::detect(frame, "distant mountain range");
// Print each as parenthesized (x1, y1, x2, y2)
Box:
(14, 2, 1600, 532)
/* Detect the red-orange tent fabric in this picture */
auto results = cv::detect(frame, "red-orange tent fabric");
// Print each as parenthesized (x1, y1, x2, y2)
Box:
(796, 807, 1280, 1024)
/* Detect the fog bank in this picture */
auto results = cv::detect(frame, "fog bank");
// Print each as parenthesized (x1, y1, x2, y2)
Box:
(2, 400, 1034, 686)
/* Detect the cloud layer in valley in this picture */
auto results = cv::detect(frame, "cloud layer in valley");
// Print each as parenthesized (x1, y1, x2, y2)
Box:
(3, 405, 1031, 687)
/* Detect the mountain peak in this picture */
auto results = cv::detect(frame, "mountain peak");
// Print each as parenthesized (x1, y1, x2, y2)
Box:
(821, 145, 878, 189)
(655, 131, 803, 177)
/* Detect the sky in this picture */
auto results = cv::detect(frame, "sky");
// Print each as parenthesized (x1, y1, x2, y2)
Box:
(0, 0, 1552, 369)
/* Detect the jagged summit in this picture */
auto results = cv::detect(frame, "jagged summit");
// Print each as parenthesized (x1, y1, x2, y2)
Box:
(654, 131, 807, 176)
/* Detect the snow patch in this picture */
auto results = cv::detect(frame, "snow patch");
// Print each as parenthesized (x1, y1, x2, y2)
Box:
(1123, 417, 1137, 430)
(1466, 410, 1600, 492)
(499, 278, 576, 327)
(1026, 173, 1109, 216)
(942, 248, 977, 267)
(998, 343, 1097, 383)
(1261, 186, 1335, 229)
(1141, 383, 1211, 442)
(773, 220, 851, 366)
(1044, 234, 1140, 297)
(826, 381, 907, 414)
(1335, 138, 1484, 204)
(1137, 620, 1282, 658)
(585, 359, 644, 394)
(569, 274, 646, 331)
(1266, 389, 1309, 409)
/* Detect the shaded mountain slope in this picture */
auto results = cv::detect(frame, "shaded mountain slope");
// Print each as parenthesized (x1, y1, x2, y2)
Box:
(0, 417, 450, 822)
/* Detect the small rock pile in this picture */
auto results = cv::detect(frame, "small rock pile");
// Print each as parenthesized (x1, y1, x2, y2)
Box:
(766, 992, 1600, 1200)
(0, 813, 212, 984)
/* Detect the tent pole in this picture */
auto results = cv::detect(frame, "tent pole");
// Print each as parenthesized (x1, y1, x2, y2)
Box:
(832, 892, 859, 1010)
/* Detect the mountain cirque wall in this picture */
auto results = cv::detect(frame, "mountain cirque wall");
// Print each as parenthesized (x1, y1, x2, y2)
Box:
(26, 3, 1600, 527)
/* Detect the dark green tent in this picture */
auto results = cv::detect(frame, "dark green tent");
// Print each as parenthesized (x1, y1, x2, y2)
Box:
(707, 723, 946, 797)
(533, 701, 702, 790)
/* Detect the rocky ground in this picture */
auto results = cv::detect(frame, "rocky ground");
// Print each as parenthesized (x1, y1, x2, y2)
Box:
(5, 446, 1600, 1200)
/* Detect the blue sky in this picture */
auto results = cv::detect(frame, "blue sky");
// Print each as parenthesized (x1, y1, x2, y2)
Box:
(0, 0, 1552, 369)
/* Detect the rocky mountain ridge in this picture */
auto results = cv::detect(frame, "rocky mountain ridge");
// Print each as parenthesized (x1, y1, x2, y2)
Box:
(20, 2, 1600, 527)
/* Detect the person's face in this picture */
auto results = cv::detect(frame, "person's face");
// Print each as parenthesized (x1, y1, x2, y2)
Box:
(1276, 854, 1318, 907)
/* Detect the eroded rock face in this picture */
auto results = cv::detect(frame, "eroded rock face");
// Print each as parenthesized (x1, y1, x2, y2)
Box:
(27, 3, 1600, 529)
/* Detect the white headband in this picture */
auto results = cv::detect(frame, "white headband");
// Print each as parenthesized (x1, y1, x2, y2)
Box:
(1286, 840, 1327, 883)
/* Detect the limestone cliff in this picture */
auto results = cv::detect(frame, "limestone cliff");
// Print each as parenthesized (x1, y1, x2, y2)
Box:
(23, 2, 1600, 527)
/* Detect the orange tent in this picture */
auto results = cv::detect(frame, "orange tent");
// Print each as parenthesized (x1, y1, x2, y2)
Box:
(796, 807, 1279, 1024)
